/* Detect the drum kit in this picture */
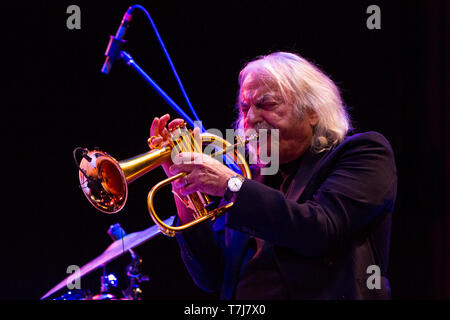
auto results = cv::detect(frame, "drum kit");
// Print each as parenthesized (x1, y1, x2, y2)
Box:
(41, 216, 175, 300)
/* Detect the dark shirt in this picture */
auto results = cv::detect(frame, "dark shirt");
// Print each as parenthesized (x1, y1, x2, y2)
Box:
(234, 157, 304, 299)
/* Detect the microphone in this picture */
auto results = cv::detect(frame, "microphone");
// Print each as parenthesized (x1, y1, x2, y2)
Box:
(101, 6, 135, 74)
(107, 223, 138, 259)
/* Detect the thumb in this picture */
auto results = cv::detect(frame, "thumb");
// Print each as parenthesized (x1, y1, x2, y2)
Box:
(193, 127, 202, 151)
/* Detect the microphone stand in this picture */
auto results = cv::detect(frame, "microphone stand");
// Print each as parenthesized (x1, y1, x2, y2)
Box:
(119, 51, 197, 128)
(101, 5, 241, 172)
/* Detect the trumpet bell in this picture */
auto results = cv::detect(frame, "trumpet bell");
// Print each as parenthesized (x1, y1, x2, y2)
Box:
(79, 150, 128, 214)
(78, 146, 172, 214)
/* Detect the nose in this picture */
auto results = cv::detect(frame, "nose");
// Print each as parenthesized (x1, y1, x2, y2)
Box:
(246, 105, 263, 127)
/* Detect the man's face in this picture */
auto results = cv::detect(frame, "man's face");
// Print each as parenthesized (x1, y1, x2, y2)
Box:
(239, 74, 318, 164)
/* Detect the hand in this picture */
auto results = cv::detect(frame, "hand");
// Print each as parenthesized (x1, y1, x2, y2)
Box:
(169, 152, 237, 197)
(148, 114, 185, 175)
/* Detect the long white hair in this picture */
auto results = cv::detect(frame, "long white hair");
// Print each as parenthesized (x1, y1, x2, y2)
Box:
(234, 52, 351, 153)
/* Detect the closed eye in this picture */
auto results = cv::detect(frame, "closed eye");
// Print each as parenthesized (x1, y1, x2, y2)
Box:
(256, 102, 278, 110)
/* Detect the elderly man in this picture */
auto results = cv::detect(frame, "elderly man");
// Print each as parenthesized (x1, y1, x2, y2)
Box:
(149, 52, 397, 299)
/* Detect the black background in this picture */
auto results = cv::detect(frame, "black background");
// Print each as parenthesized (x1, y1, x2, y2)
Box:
(3, 0, 449, 300)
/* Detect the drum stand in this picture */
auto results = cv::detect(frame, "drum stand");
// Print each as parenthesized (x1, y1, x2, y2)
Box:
(90, 254, 148, 300)
(122, 253, 149, 300)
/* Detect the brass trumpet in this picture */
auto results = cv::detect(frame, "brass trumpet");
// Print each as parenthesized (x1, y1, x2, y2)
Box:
(76, 123, 253, 236)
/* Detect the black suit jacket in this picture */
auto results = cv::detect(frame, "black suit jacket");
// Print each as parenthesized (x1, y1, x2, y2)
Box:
(175, 131, 397, 299)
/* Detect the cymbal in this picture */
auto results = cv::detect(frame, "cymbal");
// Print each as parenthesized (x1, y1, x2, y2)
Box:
(41, 215, 175, 300)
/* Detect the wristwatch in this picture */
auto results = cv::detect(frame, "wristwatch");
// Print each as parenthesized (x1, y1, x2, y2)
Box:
(224, 175, 245, 201)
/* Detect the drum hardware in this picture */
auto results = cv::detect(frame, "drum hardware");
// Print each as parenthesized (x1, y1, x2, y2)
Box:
(52, 289, 91, 300)
(91, 272, 120, 300)
(41, 216, 174, 300)
(122, 254, 149, 300)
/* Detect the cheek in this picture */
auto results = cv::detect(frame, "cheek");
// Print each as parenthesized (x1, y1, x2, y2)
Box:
(260, 110, 281, 129)
(279, 119, 313, 149)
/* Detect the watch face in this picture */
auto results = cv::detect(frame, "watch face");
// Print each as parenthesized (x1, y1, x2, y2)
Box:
(228, 177, 243, 192)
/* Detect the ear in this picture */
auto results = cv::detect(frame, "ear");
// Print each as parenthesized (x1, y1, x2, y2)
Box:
(307, 109, 319, 127)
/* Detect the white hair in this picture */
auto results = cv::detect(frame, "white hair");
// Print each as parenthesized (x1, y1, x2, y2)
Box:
(234, 52, 351, 153)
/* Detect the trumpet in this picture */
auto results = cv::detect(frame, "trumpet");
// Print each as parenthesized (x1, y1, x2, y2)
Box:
(75, 123, 253, 236)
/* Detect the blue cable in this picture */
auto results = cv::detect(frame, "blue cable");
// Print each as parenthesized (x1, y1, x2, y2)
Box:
(131, 4, 205, 133)
(128, 4, 241, 174)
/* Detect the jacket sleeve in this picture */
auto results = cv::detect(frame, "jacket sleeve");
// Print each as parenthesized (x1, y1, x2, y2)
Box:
(174, 216, 225, 292)
(225, 132, 397, 258)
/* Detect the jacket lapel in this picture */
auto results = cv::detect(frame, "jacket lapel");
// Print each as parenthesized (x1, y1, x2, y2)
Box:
(285, 149, 328, 201)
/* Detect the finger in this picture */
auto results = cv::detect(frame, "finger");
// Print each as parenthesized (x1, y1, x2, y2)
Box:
(159, 114, 170, 133)
(161, 127, 170, 141)
(193, 126, 201, 135)
(151, 136, 163, 145)
(179, 152, 202, 163)
(169, 156, 198, 174)
(171, 151, 201, 166)
(169, 119, 187, 143)
(173, 173, 191, 190)
(168, 118, 186, 131)
(193, 126, 202, 152)
(178, 182, 198, 196)
(150, 117, 160, 137)
(169, 163, 191, 175)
